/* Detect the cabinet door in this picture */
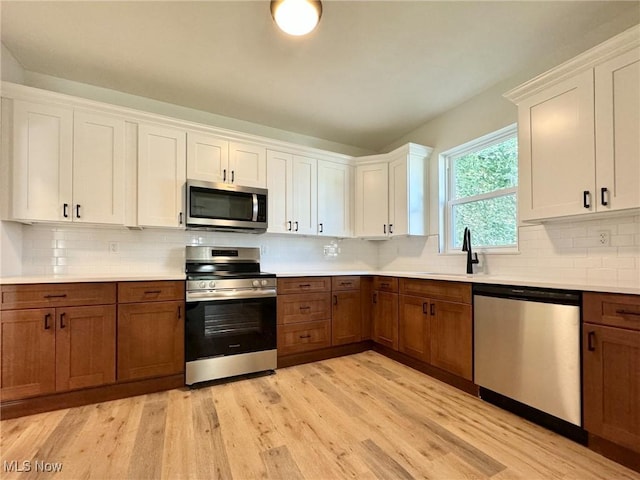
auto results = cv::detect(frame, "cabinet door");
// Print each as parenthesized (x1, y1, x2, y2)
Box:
(318, 160, 352, 237)
(55, 305, 116, 391)
(73, 111, 125, 224)
(266, 150, 293, 234)
(291, 155, 317, 235)
(11, 100, 73, 222)
(332, 291, 362, 346)
(117, 301, 184, 381)
(0, 308, 56, 401)
(388, 156, 408, 236)
(595, 48, 640, 212)
(138, 123, 186, 228)
(583, 324, 640, 453)
(398, 295, 430, 362)
(518, 70, 596, 221)
(430, 300, 472, 380)
(229, 142, 267, 188)
(355, 162, 388, 238)
(186, 131, 229, 183)
(372, 291, 398, 350)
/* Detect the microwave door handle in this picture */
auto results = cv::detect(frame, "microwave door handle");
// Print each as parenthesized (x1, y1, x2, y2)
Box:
(252, 193, 258, 222)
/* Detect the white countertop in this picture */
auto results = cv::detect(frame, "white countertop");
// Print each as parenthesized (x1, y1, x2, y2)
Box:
(1, 271, 638, 295)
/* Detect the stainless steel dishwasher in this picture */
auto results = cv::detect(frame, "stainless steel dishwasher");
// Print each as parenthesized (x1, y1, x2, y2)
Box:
(473, 284, 586, 443)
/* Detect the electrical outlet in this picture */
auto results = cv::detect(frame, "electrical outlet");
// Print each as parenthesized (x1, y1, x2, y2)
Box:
(109, 241, 119, 254)
(598, 230, 610, 246)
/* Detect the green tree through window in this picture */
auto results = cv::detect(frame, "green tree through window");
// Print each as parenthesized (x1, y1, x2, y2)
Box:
(445, 126, 518, 250)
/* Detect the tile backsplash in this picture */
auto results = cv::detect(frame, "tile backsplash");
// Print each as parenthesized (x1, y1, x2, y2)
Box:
(7, 213, 640, 289)
(379, 213, 640, 288)
(17, 225, 378, 276)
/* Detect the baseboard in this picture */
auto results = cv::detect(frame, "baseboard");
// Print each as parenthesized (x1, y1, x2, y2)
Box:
(372, 343, 479, 396)
(0, 374, 185, 420)
(588, 433, 640, 473)
(277, 341, 373, 368)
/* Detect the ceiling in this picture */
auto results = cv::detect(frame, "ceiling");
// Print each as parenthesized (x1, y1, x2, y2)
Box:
(2, 1, 639, 152)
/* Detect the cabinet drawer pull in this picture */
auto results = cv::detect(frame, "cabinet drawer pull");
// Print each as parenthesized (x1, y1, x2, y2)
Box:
(583, 190, 591, 209)
(423, 302, 428, 314)
(295, 221, 299, 232)
(383, 224, 387, 234)
(380, 282, 390, 288)
(231, 170, 235, 183)
(76, 204, 81, 218)
(144, 290, 162, 295)
(179, 212, 183, 225)
(287, 221, 292, 231)
(298, 283, 311, 288)
(44, 294, 67, 299)
(389, 224, 393, 234)
(615, 309, 640, 317)
(60, 312, 67, 329)
(319, 223, 323, 233)
(430, 304, 436, 316)
(299, 334, 312, 339)
(333, 295, 338, 306)
(44, 313, 52, 330)
(299, 305, 311, 311)
(223, 169, 227, 182)
(63, 203, 69, 218)
(587, 331, 596, 351)
(340, 282, 352, 287)
(600, 187, 609, 206)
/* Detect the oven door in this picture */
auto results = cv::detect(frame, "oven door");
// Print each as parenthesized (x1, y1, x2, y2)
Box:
(185, 295, 276, 361)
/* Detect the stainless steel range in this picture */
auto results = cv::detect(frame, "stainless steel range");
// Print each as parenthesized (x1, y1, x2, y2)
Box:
(184, 246, 277, 385)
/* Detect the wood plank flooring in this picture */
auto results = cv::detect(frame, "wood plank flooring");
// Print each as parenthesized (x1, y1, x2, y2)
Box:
(1, 351, 638, 479)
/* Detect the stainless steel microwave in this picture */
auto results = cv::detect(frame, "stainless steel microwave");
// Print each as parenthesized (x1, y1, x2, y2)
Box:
(186, 180, 267, 233)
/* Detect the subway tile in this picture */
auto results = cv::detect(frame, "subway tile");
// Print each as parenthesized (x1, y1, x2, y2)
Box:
(611, 235, 634, 247)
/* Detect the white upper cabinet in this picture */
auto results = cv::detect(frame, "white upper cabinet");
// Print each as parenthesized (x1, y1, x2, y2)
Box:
(138, 123, 186, 228)
(229, 142, 267, 188)
(187, 131, 266, 188)
(355, 161, 389, 238)
(7, 100, 124, 225)
(266, 150, 317, 235)
(355, 144, 430, 239)
(506, 26, 639, 221)
(9, 100, 73, 223)
(595, 47, 640, 212)
(317, 160, 352, 237)
(186, 132, 228, 183)
(73, 111, 125, 224)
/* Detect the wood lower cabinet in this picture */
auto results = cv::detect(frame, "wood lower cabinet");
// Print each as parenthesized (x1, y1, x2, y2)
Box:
(583, 292, 640, 456)
(332, 276, 362, 346)
(398, 279, 472, 381)
(277, 277, 331, 356)
(117, 282, 185, 381)
(398, 295, 430, 362)
(0, 284, 117, 402)
(372, 290, 399, 350)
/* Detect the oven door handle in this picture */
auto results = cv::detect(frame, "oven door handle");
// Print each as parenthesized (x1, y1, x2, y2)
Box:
(252, 193, 258, 222)
(187, 288, 277, 302)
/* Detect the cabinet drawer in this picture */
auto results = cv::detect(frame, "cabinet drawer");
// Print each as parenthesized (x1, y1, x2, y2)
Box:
(373, 276, 398, 293)
(118, 281, 185, 303)
(332, 276, 361, 291)
(277, 293, 331, 325)
(399, 278, 471, 304)
(277, 277, 331, 294)
(277, 320, 331, 356)
(584, 292, 640, 331)
(1, 283, 116, 310)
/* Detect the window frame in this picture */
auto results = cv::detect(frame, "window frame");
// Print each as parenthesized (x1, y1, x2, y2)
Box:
(440, 124, 519, 254)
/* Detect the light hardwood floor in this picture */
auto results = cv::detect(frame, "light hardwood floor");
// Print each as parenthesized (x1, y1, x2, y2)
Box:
(1, 351, 638, 479)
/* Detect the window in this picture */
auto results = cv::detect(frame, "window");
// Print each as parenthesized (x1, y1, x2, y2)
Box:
(442, 125, 518, 252)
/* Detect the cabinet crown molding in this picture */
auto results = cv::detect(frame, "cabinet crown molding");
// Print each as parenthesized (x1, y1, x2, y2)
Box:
(504, 24, 640, 104)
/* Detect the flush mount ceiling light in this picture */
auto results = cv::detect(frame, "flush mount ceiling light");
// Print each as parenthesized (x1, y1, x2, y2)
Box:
(271, 0, 322, 36)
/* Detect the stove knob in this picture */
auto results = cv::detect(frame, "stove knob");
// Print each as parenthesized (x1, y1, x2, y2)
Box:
(252, 280, 260, 287)
(261, 280, 268, 286)
(208, 281, 216, 289)
(198, 281, 206, 289)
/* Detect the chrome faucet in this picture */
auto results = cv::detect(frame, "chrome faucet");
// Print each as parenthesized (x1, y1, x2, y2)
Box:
(461, 227, 479, 274)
